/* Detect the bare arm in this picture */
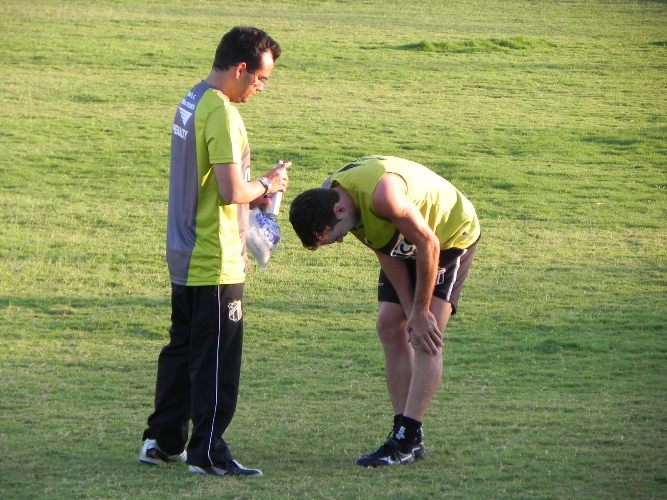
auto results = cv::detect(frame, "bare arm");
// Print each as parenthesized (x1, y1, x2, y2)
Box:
(214, 160, 290, 204)
(373, 173, 442, 354)
(350, 231, 412, 315)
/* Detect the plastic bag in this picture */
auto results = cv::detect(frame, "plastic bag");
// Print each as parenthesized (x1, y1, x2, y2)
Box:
(247, 206, 281, 270)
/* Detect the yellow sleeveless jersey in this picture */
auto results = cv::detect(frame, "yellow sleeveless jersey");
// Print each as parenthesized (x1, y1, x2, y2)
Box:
(329, 156, 480, 257)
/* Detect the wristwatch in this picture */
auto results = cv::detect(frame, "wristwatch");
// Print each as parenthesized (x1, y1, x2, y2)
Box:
(258, 176, 271, 194)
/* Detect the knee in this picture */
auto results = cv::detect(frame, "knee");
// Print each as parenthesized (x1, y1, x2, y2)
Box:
(376, 316, 408, 345)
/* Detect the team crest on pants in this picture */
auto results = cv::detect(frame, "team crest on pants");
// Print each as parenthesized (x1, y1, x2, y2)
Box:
(436, 267, 446, 285)
(228, 300, 242, 322)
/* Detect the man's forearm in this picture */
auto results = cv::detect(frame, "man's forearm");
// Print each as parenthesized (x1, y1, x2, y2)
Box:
(411, 239, 439, 316)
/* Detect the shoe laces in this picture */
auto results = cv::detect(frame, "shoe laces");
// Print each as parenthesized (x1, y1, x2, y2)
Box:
(381, 437, 413, 457)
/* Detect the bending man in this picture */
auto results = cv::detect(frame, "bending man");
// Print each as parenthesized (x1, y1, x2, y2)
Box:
(289, 155, 479, 467)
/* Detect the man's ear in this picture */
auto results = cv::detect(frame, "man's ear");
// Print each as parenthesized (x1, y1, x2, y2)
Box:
(333, 202, 346, 217)
(234, 62, 247, 78)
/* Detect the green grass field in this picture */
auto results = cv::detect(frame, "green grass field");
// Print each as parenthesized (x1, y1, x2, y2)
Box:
(1, 0, 665, 498)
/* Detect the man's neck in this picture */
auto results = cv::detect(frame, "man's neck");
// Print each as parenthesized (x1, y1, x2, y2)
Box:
(204, 68, 232, 99)
(333, 185, 360, 227)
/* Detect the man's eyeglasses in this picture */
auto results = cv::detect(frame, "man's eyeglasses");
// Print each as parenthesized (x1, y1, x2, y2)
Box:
(247, 71, 269, 88)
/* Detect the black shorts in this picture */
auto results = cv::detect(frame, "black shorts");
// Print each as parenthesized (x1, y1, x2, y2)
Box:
(377, 240, 478, 314)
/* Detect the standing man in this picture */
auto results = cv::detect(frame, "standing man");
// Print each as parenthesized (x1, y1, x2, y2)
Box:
(289, 155, 479, 467)
(139, 27, 290, 477)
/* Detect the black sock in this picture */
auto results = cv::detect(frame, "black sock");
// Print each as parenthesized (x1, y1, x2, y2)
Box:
(393, 415, 422, 446)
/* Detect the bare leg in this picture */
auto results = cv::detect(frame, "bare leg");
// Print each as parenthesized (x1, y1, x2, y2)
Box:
(403, 298, 451, 421)
(376, 302, 413, 415)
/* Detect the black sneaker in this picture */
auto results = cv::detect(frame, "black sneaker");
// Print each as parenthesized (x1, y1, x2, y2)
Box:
(413, 427, 426, 460)
(356, 437, 415, 467)
(188, 460, 263, 477)
(139, 439, 187, 465)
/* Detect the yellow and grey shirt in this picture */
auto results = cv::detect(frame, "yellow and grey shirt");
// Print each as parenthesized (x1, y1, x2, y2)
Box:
(166, 81, 250, 285)
(329, 156, 480, 258)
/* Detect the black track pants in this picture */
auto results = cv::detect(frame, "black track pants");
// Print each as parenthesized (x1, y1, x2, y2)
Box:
(143, 283, 244, 466)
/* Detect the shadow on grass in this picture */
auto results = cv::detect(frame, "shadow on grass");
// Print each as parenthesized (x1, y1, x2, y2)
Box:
(393, 36, 556, 54)
(0, 295, 169, 311)
(579, 135, 640, 147)
(1, 295, 170, 339)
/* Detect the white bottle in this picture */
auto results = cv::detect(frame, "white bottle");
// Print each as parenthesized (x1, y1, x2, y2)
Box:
(265, 191, 283, 220)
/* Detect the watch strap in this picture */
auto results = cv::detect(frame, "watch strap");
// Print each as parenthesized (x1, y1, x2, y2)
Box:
(258, 176, 271, 194)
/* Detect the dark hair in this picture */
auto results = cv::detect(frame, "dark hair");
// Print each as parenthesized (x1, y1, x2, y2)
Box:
(213, 26, 281, 71)
(289, 189, 340, 249)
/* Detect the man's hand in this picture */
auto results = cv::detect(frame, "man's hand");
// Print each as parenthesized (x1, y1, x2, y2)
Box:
(406, 311, 443, 355)
(250, 160, 291, 208)
(264, 160, 291, 194)
(249, 196, 271, 210)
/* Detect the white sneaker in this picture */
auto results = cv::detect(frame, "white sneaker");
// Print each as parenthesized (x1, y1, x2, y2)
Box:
(139, 439, 187, 465)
